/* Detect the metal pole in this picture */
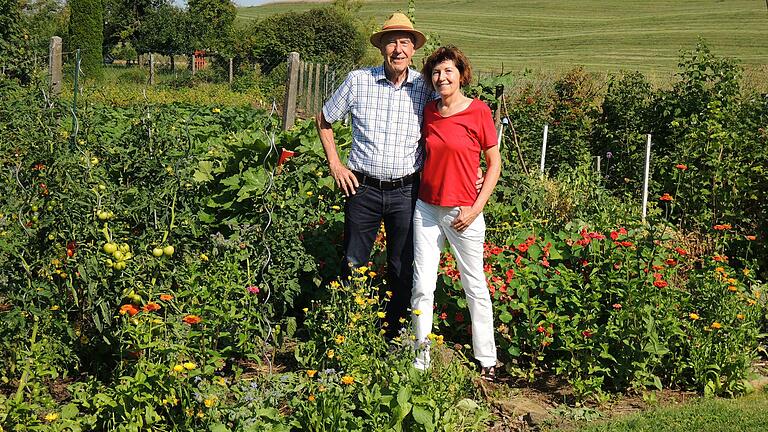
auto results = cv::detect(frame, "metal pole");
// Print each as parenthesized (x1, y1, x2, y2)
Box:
(539, 124, 549, 177)
(641, 134, 652, 223)
(596, 155, 601, 175)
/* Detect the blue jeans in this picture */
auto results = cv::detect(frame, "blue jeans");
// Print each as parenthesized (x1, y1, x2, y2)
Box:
(342, 180, 419, 339)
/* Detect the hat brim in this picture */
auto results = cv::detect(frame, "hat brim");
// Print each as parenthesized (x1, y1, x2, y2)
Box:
(370, 28, 427, 50)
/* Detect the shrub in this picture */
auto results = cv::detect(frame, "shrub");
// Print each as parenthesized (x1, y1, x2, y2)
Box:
(68, 0, 104, 77)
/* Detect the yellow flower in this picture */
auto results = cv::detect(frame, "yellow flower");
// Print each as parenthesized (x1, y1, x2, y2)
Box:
(204, 398, 216, 408)
(200, 253, 209, 262)
(368, 271, 377, 278)
(436, 335, 444, 345)
(326, 349, 335, 359)
(689, 313, 700, 321)
(302, 307, 309, 313)
(308, 394, 316, 402)
(212, 108, 221, 113)
(413, 309, 422, 316)
(306, 191, 313, 197)
(715, 267, 725, 273)
(330, 281, 340, 289)
(215, 377, 227, 386)
(756, 290, 762, 299)
(736, 314, 745, 320)
(377, 311, 386, 319)
(743, 268, 750, 276)
(173, 364, 184, 373)
(306, 369, 317, 378)
(44, 412, 59, 422)
(341, 375, 355, 385)
(727, 278, 737, 284)
(728, 286, 738, 292)
(50, 305, 60, 311)
(197, 411, 205, 418)
(748, 299, 757, 306)
(398, 317, 407, 324)
(183, 362, 197, 370)
(185, 408, 194, 417)
(427, 333, 437, 340)
(356, 266, 369, 274)
(710, 322, 722, 330)
(331, 205, 341, 211)
(385, 291, 393, 298)
(334, 335, 345, 344)
(354, 296, 365, 306)
(318, 385, 327, 392)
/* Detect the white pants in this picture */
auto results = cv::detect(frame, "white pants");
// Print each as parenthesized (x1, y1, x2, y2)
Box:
(411, 199, 497, 369)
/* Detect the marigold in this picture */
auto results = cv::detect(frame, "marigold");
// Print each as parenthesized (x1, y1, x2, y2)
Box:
(341, 375, 355, 385)
(306, 369, 317, 378)
(659, 193, 673, 202)
(710, 322, 722, 330)
(182, 314, 201, 325)
(728, 285, 738, 292)
(44, 412, 59, 422)
(689, 313, 700, 320)
(173, 364, 184, 373)
(120, 304, 139, 316)
(736, 314, 745, 320)
(334, 335, 345, 344)
(159, 294, 173, 301)
(204, 398, 216, 408)
(143, 302, 161, 312)
(326, 349, 335, 359)
(183, 362, 196, 370)
(308, 394, 316, 402)
(653, 280, 668, 288)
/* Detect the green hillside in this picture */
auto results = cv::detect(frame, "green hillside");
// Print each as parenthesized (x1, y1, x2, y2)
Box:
(238, 0, 768, 79)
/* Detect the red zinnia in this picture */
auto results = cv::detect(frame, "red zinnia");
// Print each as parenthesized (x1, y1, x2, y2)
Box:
(182, 314, 202, 325)
(675, 164, 688, 170)
(653, 280, 668, 288)
(143, 302, 161, 312)
(674, 247, 688, 255)
(659, 193, 673, 202)
(119, 304, 139, 317)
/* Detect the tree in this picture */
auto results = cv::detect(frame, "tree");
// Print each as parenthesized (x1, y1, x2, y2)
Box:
(69, 0, 103, 76)
(135, 3, 192, 68)
(0, 0, 31, 83)
(103, 0, 169, 53)
(187, 0, 236, 52)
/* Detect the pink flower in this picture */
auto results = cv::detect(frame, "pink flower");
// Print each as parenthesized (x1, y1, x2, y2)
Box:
(247, 285, 260, 294)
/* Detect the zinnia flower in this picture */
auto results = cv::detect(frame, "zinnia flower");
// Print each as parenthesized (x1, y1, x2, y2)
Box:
(143, 302, 161, 312)
(182, 314, 202, 325)
(675, 164, 688, 170)
(659, 193, 673, 202)
(653, 280, 668, 288)
(247, 285, 260, 294)
(119, 304, 139, 316)
(159, 294, 173, 301)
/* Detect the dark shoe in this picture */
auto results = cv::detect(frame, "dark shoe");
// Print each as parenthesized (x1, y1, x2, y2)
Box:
(480, 365, 496, 383)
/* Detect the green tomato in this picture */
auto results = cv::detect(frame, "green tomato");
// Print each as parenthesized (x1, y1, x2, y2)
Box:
(31, 205, 39, 212)
(48, 234, 56, 241)
(97, 211, 109, 221)
(152, 247, 164, 257)
(105, 259, 114, 268)
(112, 250, 124, 261)
(163, 245, 175, 256)
(103, 243, 117, 254)
(119, 243, 130, 254)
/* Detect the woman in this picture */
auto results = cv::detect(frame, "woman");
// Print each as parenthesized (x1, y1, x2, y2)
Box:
(411, 46, 501, 381)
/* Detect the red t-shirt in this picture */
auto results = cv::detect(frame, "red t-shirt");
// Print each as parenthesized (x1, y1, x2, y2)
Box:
(419, 98, 498, 206)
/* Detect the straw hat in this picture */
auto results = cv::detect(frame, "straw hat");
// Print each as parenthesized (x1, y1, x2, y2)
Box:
(370, 12, 426, 50)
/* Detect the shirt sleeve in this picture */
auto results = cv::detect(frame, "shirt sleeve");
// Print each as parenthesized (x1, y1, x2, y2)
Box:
(322, 72, 356, 123)
(477, 101, 498, 150)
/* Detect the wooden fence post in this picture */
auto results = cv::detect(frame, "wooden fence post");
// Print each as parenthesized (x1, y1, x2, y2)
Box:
(323, 64, 329, 99)
(306, 63, 315, 114)
(229, 58, 233, 84)
(298, 61, 304, 111)
(149, 53, 156, 85)
(313, 64, 321, 114)
(282, 52, 301, 130)
(48, 36, 62, 96)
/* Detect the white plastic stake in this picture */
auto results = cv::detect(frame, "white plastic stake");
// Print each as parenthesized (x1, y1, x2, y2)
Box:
(641, 134, 652, 223)
(539, 124, 549, 177)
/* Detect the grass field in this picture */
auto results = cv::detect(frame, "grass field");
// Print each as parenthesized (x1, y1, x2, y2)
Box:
(238, 0, 768, 79)
(562, 390, 768, 432)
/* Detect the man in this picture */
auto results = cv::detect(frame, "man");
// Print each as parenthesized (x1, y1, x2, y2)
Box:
(316, 12, 429, 338)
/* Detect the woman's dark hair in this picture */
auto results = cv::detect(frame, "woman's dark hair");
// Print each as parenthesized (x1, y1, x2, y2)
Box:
(421, 45, 473, 91)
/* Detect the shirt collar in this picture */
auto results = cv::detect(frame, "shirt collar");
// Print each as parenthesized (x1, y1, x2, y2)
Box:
(374, 64, 418, 87)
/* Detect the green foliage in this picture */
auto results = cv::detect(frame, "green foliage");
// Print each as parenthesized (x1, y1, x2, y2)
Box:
(134, 3, 192, 55)
(246, 6, 367, 73)
(0, 0, 32, 83)
(187, 0, 237, 53)
(69, 0, 104, 77)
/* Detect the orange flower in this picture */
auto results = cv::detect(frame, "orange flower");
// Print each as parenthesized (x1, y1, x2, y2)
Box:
(675, 163, 688, 170)
(160, 294, 173, 302)
(143, 302, 161, 312)
(745, 235, 756, 241)
(713, 255, 728, 262)
(674, 247, 688, 256)
(182, 314, 202, 325)
(713, 224, 732, 231)
(659, 193, 673, 202)
(119, 304, 139, 316)
(308, 394, 316, 402)
(710, 322, 722, 330)
(341, 375, 355, 385)
(728, 286, 738, 292)
(653, 280, 668, 288)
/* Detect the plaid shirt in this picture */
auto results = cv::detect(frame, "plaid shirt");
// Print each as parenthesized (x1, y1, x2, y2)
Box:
(323, 65, 432, 181)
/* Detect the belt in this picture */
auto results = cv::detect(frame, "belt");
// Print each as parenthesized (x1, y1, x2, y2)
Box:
(353, 171, 417, 191)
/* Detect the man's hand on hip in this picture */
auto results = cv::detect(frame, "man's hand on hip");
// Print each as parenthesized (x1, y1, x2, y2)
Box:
(330, 162, 359, 197)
